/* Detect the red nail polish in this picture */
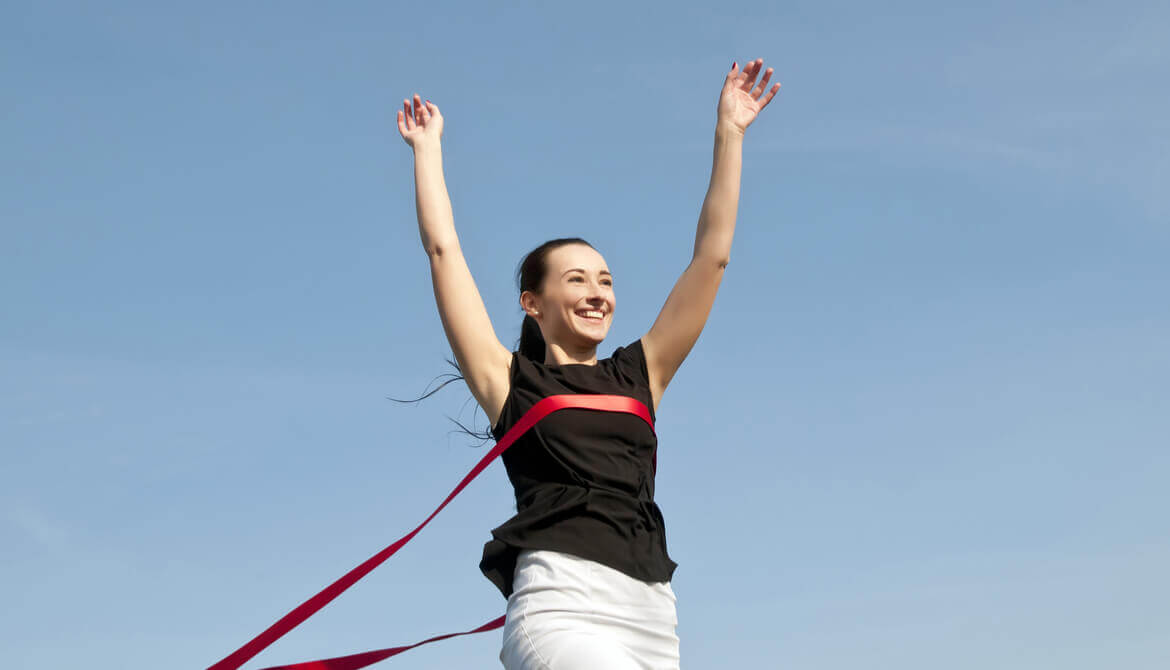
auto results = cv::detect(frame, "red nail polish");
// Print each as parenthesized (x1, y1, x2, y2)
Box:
(732, 61, 737, 69)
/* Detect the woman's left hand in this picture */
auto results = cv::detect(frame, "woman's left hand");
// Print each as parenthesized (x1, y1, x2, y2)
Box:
(717, 58, 781, 134)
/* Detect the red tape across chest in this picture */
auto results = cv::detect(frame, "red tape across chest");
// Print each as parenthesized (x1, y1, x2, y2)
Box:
(208, 394, 656, 670)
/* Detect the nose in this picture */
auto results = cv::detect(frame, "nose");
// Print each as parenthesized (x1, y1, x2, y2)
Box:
(583, 279, 611, 310)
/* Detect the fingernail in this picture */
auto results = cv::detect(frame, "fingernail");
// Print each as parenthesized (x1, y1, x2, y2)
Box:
(732, 61, 736, 69)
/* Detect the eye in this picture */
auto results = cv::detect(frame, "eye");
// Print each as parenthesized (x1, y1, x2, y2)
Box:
(568, 275, 613, 286)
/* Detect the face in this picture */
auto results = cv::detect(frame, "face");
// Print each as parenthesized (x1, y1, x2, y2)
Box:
(522, 243, 615, 350)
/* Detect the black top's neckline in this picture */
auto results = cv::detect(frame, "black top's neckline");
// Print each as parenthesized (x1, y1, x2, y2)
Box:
(546, 361, 599, 369)
(542, 356, 602, 369)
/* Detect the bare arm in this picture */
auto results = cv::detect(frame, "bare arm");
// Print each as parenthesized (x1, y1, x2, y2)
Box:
(642, 125, 741, 410)
(412, 138, 458, 256)
(400, 96, 511, 426)
(642, 60, 780, 411)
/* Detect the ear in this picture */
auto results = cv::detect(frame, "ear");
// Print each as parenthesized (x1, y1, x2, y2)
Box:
(520, 291, 541, 318)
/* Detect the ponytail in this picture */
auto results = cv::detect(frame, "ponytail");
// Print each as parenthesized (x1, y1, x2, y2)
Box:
(391, 237, 593, 446)
(518, 313, 546, 363)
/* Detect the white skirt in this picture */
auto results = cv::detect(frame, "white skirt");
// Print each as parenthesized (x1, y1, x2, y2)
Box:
(499, 548, 680, 670)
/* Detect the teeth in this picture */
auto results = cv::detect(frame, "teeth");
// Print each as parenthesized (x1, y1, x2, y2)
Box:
(578, 310, 604, 319)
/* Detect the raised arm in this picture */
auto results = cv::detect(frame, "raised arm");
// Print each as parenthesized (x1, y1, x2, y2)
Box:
(398, 95, 511, 427)
(642, 59, 781, 411)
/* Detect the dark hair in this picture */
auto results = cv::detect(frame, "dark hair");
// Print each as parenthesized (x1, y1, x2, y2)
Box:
(517, 237, 594, 362)
(388, 237, 595, 445)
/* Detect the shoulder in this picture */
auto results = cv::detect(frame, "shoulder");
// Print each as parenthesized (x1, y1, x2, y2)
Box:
(609, 338, 649, 382)
(607, 338, 658, 419)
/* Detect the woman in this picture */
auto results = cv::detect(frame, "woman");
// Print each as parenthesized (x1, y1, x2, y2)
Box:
(397, 59, 779, 670)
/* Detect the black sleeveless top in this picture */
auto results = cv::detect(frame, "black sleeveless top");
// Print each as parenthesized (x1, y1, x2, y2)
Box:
(479, 338, 678, 598)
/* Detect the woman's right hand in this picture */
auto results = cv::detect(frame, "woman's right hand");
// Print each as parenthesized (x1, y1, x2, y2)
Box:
(397, 94, 444, 149)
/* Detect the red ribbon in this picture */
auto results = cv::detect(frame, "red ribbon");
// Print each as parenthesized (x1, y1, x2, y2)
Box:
(208, 394, 656, 670)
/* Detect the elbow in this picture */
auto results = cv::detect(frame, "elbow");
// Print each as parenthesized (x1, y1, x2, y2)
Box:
(695, 254, 730, 270)
(426, 238, 460, 259)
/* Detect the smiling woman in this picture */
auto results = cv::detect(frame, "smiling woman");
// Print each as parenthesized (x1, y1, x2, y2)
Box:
(399, 58, 776, 670)
(400, 61, 778, 670)
(209, 57, 781, 670)
(516, 239, 615, 367)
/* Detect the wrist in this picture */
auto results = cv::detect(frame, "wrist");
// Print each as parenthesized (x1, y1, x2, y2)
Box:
(715, 121, 745, 140)
(412, 139, 443, 156)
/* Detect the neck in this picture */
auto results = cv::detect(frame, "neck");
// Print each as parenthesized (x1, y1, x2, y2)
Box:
(544, 342, 599, 367)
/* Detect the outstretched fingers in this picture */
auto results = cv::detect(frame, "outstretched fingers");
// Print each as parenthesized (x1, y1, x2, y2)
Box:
(758, 80, 781, 110)
(400, 98, 415, 131)
(738, 58, 781, 110)
(753, 69, 780, 110)
(413, 94, 430, 124)
(734, 58, 761, 88)
(752, 65, 773, 97)
(399, 94, 430, 129)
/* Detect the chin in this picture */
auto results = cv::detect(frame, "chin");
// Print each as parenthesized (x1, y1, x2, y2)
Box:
(574, 329, 608, 347)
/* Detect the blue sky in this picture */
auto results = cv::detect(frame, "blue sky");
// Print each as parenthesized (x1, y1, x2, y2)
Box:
(3, 1, 1168, 668)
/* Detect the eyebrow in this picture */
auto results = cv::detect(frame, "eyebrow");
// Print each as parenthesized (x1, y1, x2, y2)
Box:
(562, 268, 613, 277)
